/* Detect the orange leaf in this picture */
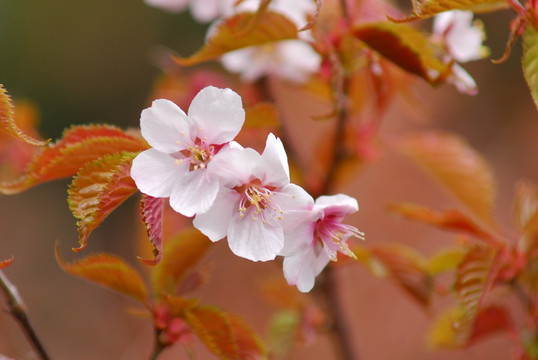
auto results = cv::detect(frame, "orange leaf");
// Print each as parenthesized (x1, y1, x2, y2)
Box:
(138, 195, 165, 266)
(68, 152, 138, 251)
(397, 131, 496, 222)
(151, 228, 212, 296)
(184, 306, 267, 360)
(0, 256, 14, 269)
(174, 11, 297, 66)
(0, 125, 147, 194)
(55, 245, 148, 304)
(513, 181, 538, 253)
(244, 102, 280, 128)
(0, 84, 47, 146)
(391, 0, 509, 21)
(454, 245, 499, 331)
(369, 244, 433, 306)
(353, 22, 450, 84)
(387, 203, 499, 245)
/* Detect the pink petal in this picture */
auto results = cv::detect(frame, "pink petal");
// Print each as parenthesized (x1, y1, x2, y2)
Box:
(272, 184, 314, 212)
(261, 133, 290, 187)
(131, 149, 188, 198)
(144, 0, 189, 12)
(187, 86, 245, 145)
(193, 187, 239, 242)
(315, 194, 358, 218)
(280, 209, 319, 256)
(140, 99, 192, 154)
(228, 211, 284, 262)
(283, 246, 330, 293)
(169, 169, 220, 217)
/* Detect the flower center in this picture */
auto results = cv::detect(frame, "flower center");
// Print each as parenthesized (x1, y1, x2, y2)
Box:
(234, 179, 283, 224)
(314, 218, 364, 261)
(174, 136, 221, 171)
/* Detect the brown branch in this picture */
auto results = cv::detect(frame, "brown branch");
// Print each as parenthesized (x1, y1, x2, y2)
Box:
(0, 270, 50, 360)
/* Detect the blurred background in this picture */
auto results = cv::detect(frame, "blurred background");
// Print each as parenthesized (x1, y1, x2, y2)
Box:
(1, 0, 537, 359)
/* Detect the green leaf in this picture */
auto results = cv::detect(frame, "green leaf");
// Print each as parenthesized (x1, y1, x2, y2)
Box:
(0, 84, 47, 146)
(151, 228, 213, 296)
(353, 22, 450, 84)
(267, 310, 301, 360)
(397, 131, 496, 222)
(0, 125, 147, 194)
(392, 0, 509, 21)
(523, 24, 538, 112)
(426, 246, 468, 275)
(174, 11, 297, 66)
(184, 305, 267, 360)
(55, 245, 148, 304)
(68, 152, 138, 251)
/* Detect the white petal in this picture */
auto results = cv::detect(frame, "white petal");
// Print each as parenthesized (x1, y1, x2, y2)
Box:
(144, 0, 189, 12)
(280, 209, 318, 256)
(314, 194, 359, 218)
(190, 0, 220, 22)
(169, 169, 220, 217)
(261, 133, 290, 187)
(131, 149, 188, 198)
(221, 47, 273, 82)
(140, 99, 192, 154)
(187, 86, 245, 145)
(272, 184, 314, 212)
(228, 210, 284, 261)
(193, 187, 238, 241)
(283, 245, 330, 293)
(433, 10, 455, 35)
(209, 147, 265, 188)
(277, 40, 322, 83)
(449, 64, 478, 96)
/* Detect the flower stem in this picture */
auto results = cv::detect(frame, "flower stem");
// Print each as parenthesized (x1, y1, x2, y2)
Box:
(150, 329, 166, 360)
(0, 270, 50, 360)
(316, 266, 359, 360)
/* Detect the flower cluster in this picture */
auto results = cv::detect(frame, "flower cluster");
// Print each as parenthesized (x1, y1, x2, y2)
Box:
(145, 0, 322, 84)
(131, 86, 364, 292)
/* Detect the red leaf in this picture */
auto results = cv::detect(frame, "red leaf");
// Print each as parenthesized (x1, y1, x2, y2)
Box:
(0, 84, 47, 146)
(353, 22, 450, 84)
(387, 203, 499, 246)
(467, 305, 514, 345)
(151, 228, 213, 296)
(0, 256, 14, 269)
(396, 131, 497, 222)
(174, 11, 297, 66)
(68, 152, 138, 251)
(0, 125, 147, 194)
(55, 245, 148, 304)
(391, 0, 509, 21)
(138, 195, 165, 265)
(184, 306, 267, 360)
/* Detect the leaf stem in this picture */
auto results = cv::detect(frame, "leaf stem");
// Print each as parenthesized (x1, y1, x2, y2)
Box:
(0, 270, 50, 360)
(150, 329, 166, 360)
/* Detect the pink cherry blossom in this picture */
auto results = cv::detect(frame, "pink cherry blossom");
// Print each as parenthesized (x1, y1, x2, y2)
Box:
(130, 86, 245, 217)
(281, 194, 365, 293)
(144, 0, 236, 22)
(193, 133, 313, 262)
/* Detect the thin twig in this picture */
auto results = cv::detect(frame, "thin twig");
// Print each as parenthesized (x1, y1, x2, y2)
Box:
(316, 266, 359, 360)
(0, 270, 50, 360)
(150, 329, 166, 360)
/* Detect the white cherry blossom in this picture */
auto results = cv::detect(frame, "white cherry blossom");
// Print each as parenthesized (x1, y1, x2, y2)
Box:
(281, 194, 365, 293)
(432, 10, 488, 95)
(130, 86, 245, 217)
(144, 0, 236, 22)
(193, 133, 313, 262)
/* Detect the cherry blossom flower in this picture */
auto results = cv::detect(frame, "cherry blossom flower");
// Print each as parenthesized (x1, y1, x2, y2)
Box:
(281, 194, 365, 293)
(130, 86, 245, 217)
(144, 0, 236, 22)
(220, 0, 322, 83)
(432, 10, 488, 95)
(193, 133, 313, 262)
